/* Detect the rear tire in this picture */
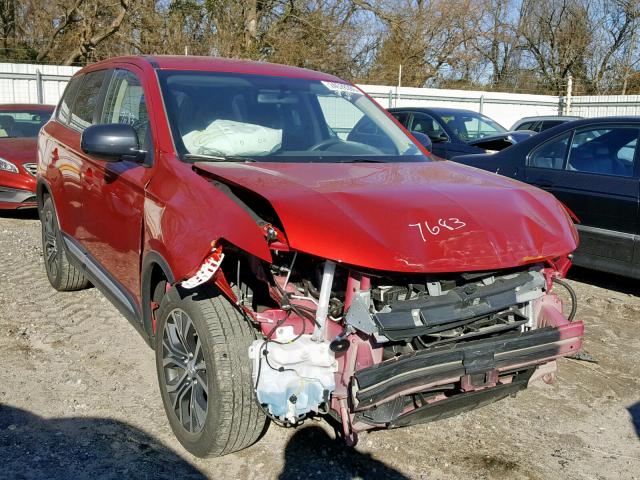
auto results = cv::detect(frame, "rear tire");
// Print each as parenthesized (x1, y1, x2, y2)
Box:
(40, 197, 89, 291)
(155, 284, 267, 457)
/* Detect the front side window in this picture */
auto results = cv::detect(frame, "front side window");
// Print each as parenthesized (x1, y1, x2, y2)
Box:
(410, 113, 448, 142)
(158, 71, 424, 163)
(567, 126, 638, 177)
(440, 112, 506, 141)
(69, 70, 108, 131)
(0, 108, 53, 138)
(100, 69, 149, 148)
(527, 131, 572, 169)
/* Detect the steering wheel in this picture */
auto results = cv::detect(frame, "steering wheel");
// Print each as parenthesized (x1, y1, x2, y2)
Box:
(309, 138, 343, 151)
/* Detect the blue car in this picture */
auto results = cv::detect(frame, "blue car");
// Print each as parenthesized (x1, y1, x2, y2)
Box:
(388, 107, 534, 159)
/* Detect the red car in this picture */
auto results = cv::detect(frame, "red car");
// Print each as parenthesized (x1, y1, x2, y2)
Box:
(0, 104, 54, 209)
(37, 56, 584, 457)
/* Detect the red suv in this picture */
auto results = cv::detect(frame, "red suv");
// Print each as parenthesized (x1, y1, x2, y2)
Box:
(37, 56, 584, 457)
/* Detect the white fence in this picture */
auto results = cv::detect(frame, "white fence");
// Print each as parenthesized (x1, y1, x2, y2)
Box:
(2, 61, 640, 129)
(0, 63, 80, 105)
(361, 84, 561, 129)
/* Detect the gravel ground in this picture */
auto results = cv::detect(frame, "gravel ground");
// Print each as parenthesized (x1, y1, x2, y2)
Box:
(0, 210, 639, 480)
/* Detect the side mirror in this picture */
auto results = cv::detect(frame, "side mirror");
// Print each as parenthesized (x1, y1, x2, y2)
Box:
(411, 131, 432, 152)
(81, 124, 142, 161)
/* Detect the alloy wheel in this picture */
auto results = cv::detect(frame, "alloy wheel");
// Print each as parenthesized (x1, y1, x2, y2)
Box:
(43, 210, 59, 279)
(161, 308, 209, 434)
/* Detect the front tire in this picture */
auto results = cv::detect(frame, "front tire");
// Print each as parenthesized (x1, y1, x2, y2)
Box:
(155, 284, 267, 457)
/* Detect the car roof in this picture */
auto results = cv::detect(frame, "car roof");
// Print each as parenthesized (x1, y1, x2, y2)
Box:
(514, 116, 582, 123)
(388, 107, 484, 115)
(0, 103, 55, 111)
(81, 55, 345, 83)
(492, 115, 640, 156)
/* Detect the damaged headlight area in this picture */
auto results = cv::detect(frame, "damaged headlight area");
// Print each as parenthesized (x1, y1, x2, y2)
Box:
(220, 247, 582, 443)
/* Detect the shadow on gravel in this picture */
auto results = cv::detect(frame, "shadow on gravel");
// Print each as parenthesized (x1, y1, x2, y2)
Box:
(568, 266, 638, 296)
(0, 209, 39, 220)
(278, 426, 409, 480)
(0, 404, 205, 479)
(628, 402, 640, 439)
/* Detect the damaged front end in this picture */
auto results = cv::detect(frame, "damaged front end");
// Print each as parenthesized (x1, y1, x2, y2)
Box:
(185, 161, 583, 446)
(207, 245, 583, 445)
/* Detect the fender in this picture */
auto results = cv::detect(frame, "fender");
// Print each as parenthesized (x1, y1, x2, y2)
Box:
(142, 154, 272, 289)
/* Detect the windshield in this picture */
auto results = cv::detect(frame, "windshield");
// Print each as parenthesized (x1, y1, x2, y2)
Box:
(0, 109, 53, 138)
(439, 111, 506, 141)
(158, 71, 425, 163)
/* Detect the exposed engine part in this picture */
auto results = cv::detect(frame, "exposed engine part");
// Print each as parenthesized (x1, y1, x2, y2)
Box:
(345, 291, 377, 334)
(312, 260, 336, 342)
(248, 326, 337, 424)
(370, 271, 546, 341)
(551, 277, 577, 322)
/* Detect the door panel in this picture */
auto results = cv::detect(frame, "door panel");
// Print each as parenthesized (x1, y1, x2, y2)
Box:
(525, 126, 640, 263)
(80, 67, 154, 304)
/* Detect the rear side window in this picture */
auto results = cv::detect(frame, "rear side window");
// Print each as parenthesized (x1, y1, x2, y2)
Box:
(57, 76, 82, 124)
(567, 126, 639, 177)
(69, 70, 108, 131)
(100, 69, 150, 148)
(516, 121, 536, 131)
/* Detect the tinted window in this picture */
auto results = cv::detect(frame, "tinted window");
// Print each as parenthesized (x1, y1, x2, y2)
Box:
(69, 70, 108, 130)
(100, 69, 149, 148)
(439, 112, 505, 141)
(390, 112, 410, 127)
(540, 120, 563, 131)
(0, 108, 53, 138)
(527, 131, 571, 169)
(57, 76, 82, 124)
(567, 126, 638, 177)
(516, 121, 536, 131)
(410, 113, 448, 142)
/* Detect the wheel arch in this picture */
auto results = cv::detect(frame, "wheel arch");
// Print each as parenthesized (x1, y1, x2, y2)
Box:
(141, 250, 176, 343)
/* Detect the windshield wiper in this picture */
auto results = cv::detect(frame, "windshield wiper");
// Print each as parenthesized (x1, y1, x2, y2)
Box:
(336, 158, 387, 163)
(184, 153, 256, 163)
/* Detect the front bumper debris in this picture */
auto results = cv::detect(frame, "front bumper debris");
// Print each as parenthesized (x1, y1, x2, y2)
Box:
(351, 321, 583, 413)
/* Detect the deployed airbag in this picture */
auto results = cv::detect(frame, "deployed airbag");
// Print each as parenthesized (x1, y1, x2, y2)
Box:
(182, 119, 282, 156)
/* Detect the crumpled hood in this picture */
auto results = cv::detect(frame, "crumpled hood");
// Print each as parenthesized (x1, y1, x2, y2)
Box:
(195, 160, 578, 273)
(0, 138, 37, 165)
(466, 130, 535, 148)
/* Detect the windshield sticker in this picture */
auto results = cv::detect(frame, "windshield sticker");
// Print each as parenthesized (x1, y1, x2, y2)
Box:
(321, 81, 361, 99)
(409, 218, 467, 242)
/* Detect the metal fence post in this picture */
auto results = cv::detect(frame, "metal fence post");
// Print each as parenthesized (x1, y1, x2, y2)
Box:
(388, 89, 393, 108)
(479, 95, 485, 113)
(36, 69, 44, 104)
